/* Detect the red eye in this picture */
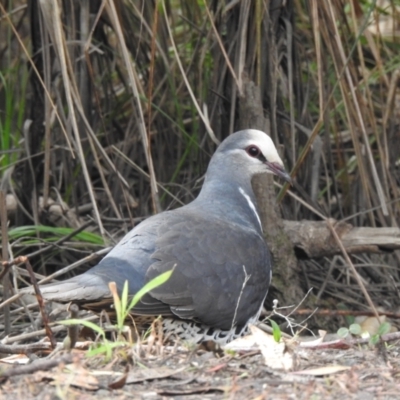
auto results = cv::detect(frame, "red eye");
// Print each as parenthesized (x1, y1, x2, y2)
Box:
(246, 145, 261, 158)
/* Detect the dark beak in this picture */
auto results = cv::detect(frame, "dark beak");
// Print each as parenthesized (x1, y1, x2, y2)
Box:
(265, 161, 292, 184)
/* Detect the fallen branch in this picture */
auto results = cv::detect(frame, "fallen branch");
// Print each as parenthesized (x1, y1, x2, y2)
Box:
(0, 353, 74, 381)
(22, 256, 57, 349)
(283, 219, 400, 258)
(0, 343, 52, 355)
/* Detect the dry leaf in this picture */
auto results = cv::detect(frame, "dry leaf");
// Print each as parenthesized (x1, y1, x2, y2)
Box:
(249, 324, 294, 371)
(109, 366, 129, 390)
(223, 334, 259, 351)
(299, 331, 327, 348)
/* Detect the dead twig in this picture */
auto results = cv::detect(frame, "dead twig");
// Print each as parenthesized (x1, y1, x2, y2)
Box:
(21, 256, 57, 348)
(2, 255, 30, 270)
(326, 219, 380, 320)
(0, 260, 12, 281)
(0, 353, 74, 381)
(0, 342, 52, 355)
(1, 315, 100, 345)
(64, 303, 80, 350)
(0, 249, 110, 313)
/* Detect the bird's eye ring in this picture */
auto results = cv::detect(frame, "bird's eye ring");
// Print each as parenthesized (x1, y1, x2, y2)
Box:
(246, 145, 261, 158)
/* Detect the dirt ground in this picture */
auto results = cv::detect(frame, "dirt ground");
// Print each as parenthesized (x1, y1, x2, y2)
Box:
(1, 335, 399, 400)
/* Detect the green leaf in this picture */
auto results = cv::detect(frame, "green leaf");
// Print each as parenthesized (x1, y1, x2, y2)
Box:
(377, 322, 391, 336)
(337, 327, 349, 338)
(120, 281, 129, 322)
(126, 270, 173, 315)
(113, 281, 129, 331)
(86, 343, 111, 358)
(270, 320, 281, 342)
(59, 271, 173, 354)
(86, 341, 124, 359)
(369, 334, 380, 346)
(7, 225, 104, 245)
(349, 323, 362, 336)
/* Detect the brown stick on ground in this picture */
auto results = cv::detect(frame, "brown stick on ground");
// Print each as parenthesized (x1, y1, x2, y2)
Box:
(283, 219, 400, 258)
(0, 353, 74, 381)
(0, 342, 53, 355)
(21, 256, 57, 349)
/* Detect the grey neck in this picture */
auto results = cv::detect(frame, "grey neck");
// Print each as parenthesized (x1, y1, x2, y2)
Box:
(192, 168, 263, 234)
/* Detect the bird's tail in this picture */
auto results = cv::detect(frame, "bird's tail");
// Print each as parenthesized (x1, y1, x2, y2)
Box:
(20, 273, 111, 304)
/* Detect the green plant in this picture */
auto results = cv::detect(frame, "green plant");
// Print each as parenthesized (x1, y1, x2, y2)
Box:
(7, 225, 104, 246)
(110, 270, 173, 333)
(270, 320, 282, 343)
(337, 321, 391, 346)
(59, 270, 173, 359)
(337, 323, 362, 338)
(369, 322, 391, 346)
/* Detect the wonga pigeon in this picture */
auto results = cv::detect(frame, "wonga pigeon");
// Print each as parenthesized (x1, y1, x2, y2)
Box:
(29, 129, 291, 343)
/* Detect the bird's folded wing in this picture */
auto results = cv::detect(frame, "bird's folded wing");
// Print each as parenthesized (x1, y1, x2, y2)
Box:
(144, 215, 270, 330)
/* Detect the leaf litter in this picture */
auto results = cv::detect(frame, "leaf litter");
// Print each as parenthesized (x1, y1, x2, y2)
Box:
(1, 320, 400, 399)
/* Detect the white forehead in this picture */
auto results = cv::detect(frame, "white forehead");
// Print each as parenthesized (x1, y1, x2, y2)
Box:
(242, 129, 283, 164)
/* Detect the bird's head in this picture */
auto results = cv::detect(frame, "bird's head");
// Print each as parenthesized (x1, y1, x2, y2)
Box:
(214, 129, 292, 183)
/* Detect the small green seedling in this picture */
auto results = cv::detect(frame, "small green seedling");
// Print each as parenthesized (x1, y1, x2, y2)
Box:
(59, 269, 173, 358)
(270, 320, 282, 342)
(111, 269, 173, 334)
(369, 322, 391, 346)
(337, 323, 363, 339)
(337, 321, 391, 347)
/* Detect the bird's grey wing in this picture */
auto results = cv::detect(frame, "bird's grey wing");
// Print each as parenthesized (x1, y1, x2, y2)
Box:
(143, 212, 271, 330)
(32, 212, 173, 314)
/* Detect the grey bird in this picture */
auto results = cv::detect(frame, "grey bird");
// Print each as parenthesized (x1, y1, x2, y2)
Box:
(32, 129, 291, 343)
